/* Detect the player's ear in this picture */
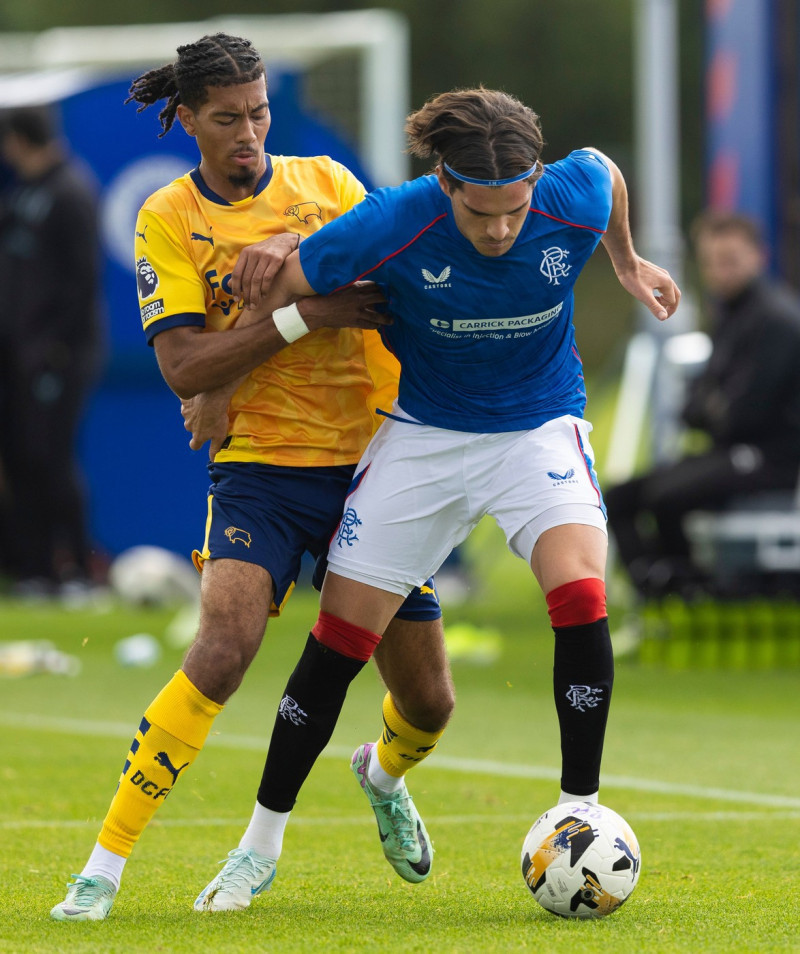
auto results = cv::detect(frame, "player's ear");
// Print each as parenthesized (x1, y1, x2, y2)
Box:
(176, 104, 196, 138)
(435, 164, 452, 198)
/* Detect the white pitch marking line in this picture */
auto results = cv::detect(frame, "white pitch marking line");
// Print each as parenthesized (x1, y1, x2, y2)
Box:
(2, 810, 799, 831)
(3, 710, 800, 809)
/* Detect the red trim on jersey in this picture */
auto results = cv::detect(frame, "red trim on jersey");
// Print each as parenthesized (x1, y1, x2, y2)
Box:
(528, 207, 606, 233)
(328, 213, 449, 293)
(312, 610, 382, 661)
(546, 578, 607, 628)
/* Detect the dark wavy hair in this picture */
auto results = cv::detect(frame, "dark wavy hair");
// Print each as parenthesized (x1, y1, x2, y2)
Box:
(125, 33, 265, 137)
(406, 87, 545, 190)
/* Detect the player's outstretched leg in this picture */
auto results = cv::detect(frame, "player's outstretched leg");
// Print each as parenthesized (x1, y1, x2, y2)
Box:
(50, 670, 223, 922)
(547, 578, 614, 804)
(351, 693, 444, 883)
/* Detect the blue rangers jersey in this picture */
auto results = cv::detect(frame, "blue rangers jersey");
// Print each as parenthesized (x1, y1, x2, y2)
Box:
(299, 149, 612, 432)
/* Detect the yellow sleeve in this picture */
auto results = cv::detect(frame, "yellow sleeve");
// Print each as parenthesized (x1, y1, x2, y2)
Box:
(330, 159, 368, 215)
(134, 208, 206, 341)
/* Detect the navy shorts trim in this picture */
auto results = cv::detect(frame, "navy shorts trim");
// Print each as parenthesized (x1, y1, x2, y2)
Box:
(200, 461, 354, 612)
(312, 552, 441, 621)
(198, 461, 441, 621)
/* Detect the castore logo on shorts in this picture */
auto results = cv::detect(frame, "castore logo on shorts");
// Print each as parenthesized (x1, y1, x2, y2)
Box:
(547, 468, 578, 485)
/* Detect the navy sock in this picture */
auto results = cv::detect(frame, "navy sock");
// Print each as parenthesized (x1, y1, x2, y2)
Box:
(552, 617, 614, 796)
(257, 633, 365, 812)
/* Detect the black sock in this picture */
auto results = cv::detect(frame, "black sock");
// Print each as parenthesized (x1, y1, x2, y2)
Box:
(552, 617, 614, 796)
(257, 633, 366, 812)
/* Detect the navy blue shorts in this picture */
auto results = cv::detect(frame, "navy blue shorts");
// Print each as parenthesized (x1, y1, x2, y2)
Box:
(195, 461, 441, 621)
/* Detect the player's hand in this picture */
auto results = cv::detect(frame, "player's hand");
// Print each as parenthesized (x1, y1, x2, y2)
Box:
(181, 392, 230, 460)
(615, 256, 681, 321)
(299, 282, 392, 332)
(231, 233, 300, 311)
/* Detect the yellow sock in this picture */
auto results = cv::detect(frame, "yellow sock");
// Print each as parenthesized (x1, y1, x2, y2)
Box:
(98, 670, 222, 857)
(376, 692, 444, 778)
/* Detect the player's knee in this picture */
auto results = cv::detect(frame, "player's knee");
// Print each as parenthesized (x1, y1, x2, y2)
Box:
(185, 625, 262, 699)
(397, 680, 455, 733)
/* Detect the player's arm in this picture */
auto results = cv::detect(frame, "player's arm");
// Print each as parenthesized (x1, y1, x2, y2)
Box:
(234, 247, 318, 323)
(155, 260, 384, 400)
(231, 161, 368, 309)
(179, 252, 387, 457)
(587, 148, 681, 322)
(229, 231, 300, 310)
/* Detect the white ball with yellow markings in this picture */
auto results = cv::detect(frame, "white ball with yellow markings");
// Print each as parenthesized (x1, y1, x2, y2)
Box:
(521, 801, 641, 918)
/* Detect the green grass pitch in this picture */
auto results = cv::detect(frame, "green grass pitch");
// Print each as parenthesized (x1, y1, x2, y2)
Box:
(1, 579, 798, 954)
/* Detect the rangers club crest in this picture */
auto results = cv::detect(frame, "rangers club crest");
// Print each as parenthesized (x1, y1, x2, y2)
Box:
(540, 246, 571, 285)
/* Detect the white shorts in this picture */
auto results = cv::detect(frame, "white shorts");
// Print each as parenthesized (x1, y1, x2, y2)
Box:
(327, 413, 607, 597)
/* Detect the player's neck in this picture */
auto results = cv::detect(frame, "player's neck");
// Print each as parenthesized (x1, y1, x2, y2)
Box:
(196, 158, 267, 203)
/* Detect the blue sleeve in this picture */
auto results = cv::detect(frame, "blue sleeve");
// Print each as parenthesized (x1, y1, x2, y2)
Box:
(299, 186, 401, 294)
(536, 150, 613, 233)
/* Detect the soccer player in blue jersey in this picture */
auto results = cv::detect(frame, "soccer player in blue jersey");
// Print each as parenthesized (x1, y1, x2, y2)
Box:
(191, 86, 680, 887)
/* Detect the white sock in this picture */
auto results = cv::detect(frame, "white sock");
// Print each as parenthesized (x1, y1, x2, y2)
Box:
(238, 801, 290, 859)
(81, 842, 126, 891)
(366, 743, 405, 795)
(558, 790, 599, 805)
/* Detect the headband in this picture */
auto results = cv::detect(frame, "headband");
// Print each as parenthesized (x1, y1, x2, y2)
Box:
(442, 161, 539, 187)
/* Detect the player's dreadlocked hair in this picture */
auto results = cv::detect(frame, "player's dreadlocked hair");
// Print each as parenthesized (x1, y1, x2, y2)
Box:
(406, 87, 545, 190)
(125, 33, 265, 137)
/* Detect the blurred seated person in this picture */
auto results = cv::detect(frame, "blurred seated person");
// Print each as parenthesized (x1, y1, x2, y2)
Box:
(606, 211, 800, 598)
(0, 105, 103, 595)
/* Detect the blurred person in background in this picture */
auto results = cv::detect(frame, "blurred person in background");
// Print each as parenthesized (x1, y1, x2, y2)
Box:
(606, 211, 800, 599)
(0, 105, 104, 596)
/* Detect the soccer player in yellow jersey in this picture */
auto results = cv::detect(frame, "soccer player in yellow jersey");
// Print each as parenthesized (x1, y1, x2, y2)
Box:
(51, 33, 452, 922)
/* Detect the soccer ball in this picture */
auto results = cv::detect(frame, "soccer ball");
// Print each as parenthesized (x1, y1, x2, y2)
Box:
(113, 632, 162, 668)
(108, 545, 199, 607)
(521, 801, 641, 919)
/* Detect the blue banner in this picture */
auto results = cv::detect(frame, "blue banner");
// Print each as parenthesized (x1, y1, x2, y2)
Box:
(704, 0, 775, 240)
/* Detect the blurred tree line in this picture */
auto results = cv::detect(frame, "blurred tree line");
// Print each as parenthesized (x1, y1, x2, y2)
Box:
(1, 1, 705, 373)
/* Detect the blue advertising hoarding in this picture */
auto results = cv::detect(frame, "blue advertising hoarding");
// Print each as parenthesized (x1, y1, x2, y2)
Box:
(704, 0, 776, 249)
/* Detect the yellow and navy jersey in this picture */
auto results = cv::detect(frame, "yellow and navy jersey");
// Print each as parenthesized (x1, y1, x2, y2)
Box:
(134, 154, 399, 467)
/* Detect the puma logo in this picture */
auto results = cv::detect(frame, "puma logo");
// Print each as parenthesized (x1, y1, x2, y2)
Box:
(154, 751, 189, 787)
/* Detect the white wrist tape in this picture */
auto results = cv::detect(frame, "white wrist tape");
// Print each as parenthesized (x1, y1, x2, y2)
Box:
(272, 302, 310, 343)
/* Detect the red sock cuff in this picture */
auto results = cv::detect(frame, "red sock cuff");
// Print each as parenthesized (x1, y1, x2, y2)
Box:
(546, 578, 607, 628)
(311, 611, 382, 662)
